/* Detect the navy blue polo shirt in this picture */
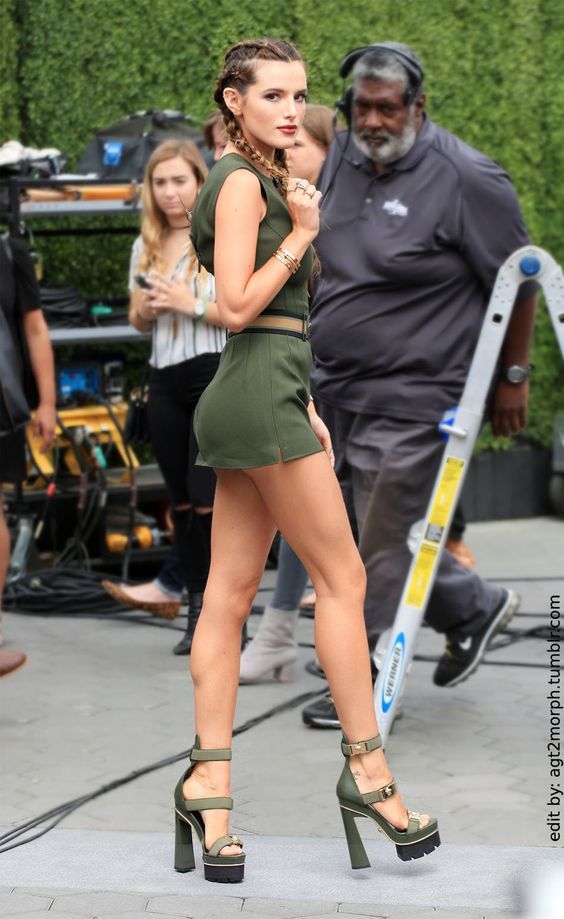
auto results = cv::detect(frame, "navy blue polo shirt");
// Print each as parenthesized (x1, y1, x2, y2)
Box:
(310, 116, 534, 422)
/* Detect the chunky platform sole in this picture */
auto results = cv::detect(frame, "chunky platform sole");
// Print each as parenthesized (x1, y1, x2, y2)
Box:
(396, 830, 441, 861)
(202, 861, 245, 883)
(339, 803, 441, 867)
(174, 811, 244, 883)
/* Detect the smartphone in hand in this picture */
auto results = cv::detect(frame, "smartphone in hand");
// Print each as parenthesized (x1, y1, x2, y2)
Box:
(134, 273, 153, 290)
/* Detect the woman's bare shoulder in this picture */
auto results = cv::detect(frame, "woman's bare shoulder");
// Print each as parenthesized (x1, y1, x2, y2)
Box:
(216, 166, 264, 215)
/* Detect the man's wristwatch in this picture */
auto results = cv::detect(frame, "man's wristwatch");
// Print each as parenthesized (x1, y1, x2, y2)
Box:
(502, 364, 533, 384)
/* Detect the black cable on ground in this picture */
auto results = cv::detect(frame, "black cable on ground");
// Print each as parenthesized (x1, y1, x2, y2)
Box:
(3, 569, 135, 617)
(0, 686, 327, 855)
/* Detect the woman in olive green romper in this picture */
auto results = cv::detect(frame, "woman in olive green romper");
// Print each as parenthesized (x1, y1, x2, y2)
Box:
(173, 38, 439, 885)
(193, 152, 322, 468)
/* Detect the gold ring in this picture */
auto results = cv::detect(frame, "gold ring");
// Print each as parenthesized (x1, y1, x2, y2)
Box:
(296, 181, 307, 189)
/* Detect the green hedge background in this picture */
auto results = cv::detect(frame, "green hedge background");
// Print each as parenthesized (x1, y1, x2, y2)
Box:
(2, 0, 563, 447)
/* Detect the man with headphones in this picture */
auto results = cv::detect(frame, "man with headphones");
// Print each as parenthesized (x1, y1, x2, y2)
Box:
(302, 42, 537, 727)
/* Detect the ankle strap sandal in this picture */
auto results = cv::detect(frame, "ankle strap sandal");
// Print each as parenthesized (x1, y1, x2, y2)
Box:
(190, 736, 232, 762)
(341, 734, 382, 757)
(337, 733, 440, 867)
(174, 736, 245, 883)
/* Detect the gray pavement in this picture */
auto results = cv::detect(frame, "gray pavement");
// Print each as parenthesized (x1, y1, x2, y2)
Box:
(0, 516, 563, 918)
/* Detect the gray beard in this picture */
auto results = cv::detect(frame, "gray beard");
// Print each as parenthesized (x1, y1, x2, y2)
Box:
(353, 112, 417, 165)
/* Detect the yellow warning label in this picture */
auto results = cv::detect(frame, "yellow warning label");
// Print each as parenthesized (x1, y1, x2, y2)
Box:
(429, 457, 465, 529)
(406, 542, 439, 609)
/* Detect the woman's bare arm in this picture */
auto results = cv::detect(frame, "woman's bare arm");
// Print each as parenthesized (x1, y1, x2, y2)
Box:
(213, 170, 320, 332)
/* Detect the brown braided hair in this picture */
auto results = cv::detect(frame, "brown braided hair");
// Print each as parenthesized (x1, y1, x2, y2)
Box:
(214, 38, 304, 196)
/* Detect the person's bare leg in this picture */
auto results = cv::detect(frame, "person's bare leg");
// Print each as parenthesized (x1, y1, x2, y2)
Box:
(183, 469, 276, 854)
(247, 453, 429, 831)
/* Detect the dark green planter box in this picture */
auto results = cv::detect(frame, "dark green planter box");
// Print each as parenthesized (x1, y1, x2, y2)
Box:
(460, 446, 552, 521)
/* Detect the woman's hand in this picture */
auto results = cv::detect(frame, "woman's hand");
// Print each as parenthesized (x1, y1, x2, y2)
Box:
(146, 274, 197, 316)
(134, 289, 160, 322)
(308, 401, 335, 467)
(285, 177, 322, 242)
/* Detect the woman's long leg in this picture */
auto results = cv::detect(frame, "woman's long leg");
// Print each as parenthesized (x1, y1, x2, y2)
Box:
(246, 452, 428, 831)
(184, 468, 277, 852)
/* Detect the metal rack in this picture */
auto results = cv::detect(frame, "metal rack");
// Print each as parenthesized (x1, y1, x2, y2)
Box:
(8, 176, 148, 344)
(7, 176, 142, 233)
(5, 176, 168, 567)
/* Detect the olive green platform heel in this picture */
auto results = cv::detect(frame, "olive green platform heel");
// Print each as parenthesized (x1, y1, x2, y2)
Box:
(337, 734, 441, 865)
(174, 737, 245, 883)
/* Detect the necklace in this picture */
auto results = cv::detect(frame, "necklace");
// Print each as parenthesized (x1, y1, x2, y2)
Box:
(167, 225, 190, 230)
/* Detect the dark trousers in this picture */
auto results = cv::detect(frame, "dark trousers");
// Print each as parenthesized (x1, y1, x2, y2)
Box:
(319, 402, 502, 653)
(156, 545, 185, 597)
(148, 353, 220, 593)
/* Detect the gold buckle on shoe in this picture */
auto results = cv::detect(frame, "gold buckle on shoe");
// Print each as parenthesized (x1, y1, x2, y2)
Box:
(351, 742, 368, 754)
(341, 740, 369, 756)
(341, 735, 383, 757)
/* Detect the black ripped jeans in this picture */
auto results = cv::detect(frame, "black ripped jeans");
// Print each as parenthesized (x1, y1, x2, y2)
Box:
(147, 353, 220, 594)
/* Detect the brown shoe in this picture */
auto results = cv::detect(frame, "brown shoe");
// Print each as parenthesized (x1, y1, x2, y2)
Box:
(0, 650, 27, 679)
(101, 580, 181, 620)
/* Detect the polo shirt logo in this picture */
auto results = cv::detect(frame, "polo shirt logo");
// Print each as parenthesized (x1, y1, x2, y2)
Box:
(383, 199, 408, 217)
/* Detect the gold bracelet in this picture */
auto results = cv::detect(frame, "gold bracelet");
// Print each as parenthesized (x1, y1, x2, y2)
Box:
(278, 247, 301, 272)
(273, 250, 296, 274)
(273, 248, 300, 274)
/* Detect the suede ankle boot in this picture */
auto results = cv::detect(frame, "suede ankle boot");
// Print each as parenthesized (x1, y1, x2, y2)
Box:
(239, 605, 299, 683)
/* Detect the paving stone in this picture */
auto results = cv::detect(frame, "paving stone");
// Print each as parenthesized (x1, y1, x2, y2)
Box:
(242, 902, 336, 917)
(337, 907, 400, 917)
(51, 893, 148, 914)
(101, 914, 188, 919)
(333, 914, 388, 919)
(14, 889, 95, 898)
(147, 896, 243, 916)
(306, 915, 387, 919)
(338, 907, 513, 918)
(0, 915, 91, 919)
(0, 893, 53, 913)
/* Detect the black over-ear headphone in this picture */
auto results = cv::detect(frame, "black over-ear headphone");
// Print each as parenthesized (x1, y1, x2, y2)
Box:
(335, 42, 424, 126)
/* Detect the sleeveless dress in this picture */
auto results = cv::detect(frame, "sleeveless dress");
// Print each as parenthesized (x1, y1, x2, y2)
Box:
(191, 154, 324, 469)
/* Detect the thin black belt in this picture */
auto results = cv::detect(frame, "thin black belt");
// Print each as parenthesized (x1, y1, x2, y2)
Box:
(227, 312, 310, 341)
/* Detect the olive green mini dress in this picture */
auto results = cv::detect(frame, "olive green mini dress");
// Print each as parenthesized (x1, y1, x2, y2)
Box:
(191, 154, 323, 469)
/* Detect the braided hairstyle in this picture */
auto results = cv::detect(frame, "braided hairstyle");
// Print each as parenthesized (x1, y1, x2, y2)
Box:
(214, 38, 304, 196)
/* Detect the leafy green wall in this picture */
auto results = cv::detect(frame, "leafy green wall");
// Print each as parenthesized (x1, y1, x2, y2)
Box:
(0, 0, 21, 138)
(3, 0, 563, 446)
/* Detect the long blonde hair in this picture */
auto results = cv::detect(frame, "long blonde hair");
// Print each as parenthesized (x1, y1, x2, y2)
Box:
(138, 139, 209, 290)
